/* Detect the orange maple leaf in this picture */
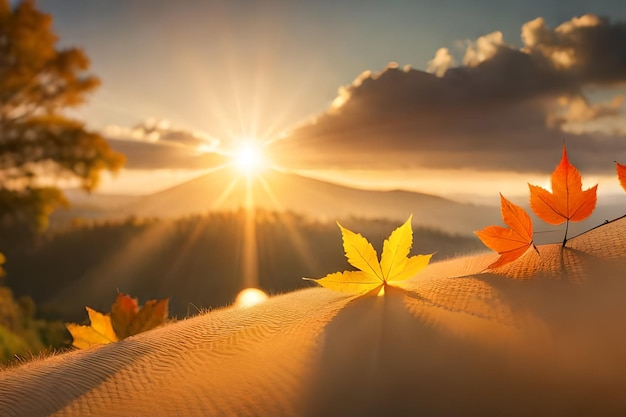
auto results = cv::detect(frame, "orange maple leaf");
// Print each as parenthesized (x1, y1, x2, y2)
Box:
(475, 194, 538, 269)
(110, 293, 169, 339)
(617, 161, 626, 192)
(529, 144, 597, 246)
(66, 293, 169, 349)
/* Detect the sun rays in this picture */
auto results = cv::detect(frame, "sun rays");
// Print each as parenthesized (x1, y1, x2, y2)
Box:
(192, 134, 320, 307)
(241, 176, 259, 290)
(123, 16, 318, 308)
(154, 5, 320, 307)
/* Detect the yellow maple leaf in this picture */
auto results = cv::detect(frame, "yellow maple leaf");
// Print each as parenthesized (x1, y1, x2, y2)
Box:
(66, 307, 119, 349)
(305, 215, 432, 293)
(67, 294, 169, 349)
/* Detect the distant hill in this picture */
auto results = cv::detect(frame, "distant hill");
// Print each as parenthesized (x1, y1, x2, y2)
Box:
(51, 189, 140, 225)
(54, 169, 626, 238)
(125, 169, 498, 235)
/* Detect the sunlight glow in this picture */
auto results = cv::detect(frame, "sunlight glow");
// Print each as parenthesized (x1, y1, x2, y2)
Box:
(197, 143, 217, 153)
(242, 178, 259, 288)
(232, 141, 267, 176)
(257, 176, 319, 271)
(235, 288, 269, 308)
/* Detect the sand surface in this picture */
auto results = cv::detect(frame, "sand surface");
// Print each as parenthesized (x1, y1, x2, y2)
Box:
(1, 217, 626, 416)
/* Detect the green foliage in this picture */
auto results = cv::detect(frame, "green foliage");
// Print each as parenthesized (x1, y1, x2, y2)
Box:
(0, 186, 68, 231)
(0, 0, 124, 231)
(2, 210, 482, 320)
(0, 324, 31, 362)
(0, 285, 67, 364)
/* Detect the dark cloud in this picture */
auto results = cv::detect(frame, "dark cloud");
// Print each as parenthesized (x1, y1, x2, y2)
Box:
(269, 14, 626, 174)
(130, 119, 219, 150)
(104, 120, 228, 170)
(107, 139, 228, 170)
(522, 15, 626, 85)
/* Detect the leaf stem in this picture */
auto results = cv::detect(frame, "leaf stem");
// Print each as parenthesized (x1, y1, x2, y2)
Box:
(562, 219, 569, 248)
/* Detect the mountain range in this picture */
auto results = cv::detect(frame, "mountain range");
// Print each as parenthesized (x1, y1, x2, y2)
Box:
(56, 168, 626, 239)
(57, 169, 499, 235)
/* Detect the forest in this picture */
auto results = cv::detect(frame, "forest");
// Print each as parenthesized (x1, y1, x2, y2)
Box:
(0, 210, 481, 363)
(3, 210, 481, 317)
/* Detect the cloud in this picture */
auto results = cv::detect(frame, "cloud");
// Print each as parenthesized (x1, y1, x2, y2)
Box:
(426, 48, 455, 77)
(269, 14, 626, 175)
(104, 119, 228, 170)
(551, 95, 624, 125)
(104, 118, 220, 149)
(463, 31, 506, 66)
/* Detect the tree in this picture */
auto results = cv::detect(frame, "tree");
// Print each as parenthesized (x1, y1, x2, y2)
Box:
(0, 0, 124, 230)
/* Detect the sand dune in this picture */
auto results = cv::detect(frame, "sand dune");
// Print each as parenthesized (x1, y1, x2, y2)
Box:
(2, 218, 626, 416)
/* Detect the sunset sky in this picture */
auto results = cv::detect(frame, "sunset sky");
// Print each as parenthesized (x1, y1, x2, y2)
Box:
(37, 0, 626, 202)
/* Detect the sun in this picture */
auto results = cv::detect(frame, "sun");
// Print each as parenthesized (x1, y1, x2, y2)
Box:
(232, 141, 268, 176)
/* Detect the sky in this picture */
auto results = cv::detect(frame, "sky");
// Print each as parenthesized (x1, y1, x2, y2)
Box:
(35, 0, 626, 202)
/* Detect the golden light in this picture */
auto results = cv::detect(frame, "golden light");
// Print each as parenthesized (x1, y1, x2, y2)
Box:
(232, 141, 267, 176)
(235, 288, 269, 308)
(197, 143, 216, 153)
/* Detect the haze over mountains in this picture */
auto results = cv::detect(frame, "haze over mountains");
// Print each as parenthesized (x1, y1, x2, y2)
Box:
(58, 169, 498, 235)
(57, 168, 626, 239)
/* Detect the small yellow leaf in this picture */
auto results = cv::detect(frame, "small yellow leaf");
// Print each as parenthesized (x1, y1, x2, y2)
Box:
(66, 307, 118, 349)
(388, 254, 433, 282)
(338, 222, 383, 281)
(381, 215, 414, 281)
(305, 271, 382, 293)
(86, 307, 119, 342)
(306, 216, 432, 293)
(68, 295, 169, 349)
